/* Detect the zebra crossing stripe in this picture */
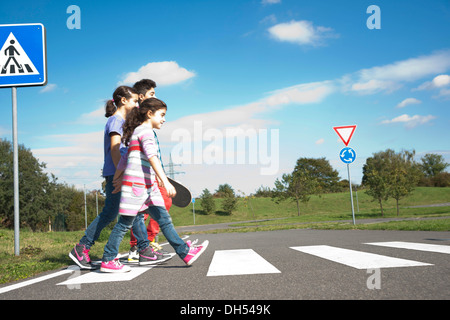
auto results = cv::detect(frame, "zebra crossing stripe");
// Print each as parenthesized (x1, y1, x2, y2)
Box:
(207, 249, 281, 276)
(290, 245, 433, 269)
(56, 265, 154, 286)
(365, 241, 450, 254)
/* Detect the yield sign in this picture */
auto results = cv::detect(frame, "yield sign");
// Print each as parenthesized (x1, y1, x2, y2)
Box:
(333, 125, 356, 146)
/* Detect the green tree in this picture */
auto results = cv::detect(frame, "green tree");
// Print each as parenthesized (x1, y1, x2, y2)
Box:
(294, 157, 340, 193)
(0, 139, 58, 231)
(200, 188, 216, 215)
(362, 149, 394, 216)
(420, 153, 449, 178)
(215, 184, 234, 197)
(272, 167, 319, 216)
(221, 190, 238, 215)
(389, 150, 421, 216)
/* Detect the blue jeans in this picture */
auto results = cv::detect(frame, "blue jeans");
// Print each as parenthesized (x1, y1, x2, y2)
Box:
(102, 214, 149, 262)
(147, 205, 189, 259)
(102, 206, 190, 262)
(79, 175, 120, 249)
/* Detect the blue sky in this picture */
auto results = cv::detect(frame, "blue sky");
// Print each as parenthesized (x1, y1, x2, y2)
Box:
(0, 0, 449, 197)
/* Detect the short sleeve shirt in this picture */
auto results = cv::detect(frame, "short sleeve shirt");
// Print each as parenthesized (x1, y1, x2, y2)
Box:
(102, 114, 126, 177)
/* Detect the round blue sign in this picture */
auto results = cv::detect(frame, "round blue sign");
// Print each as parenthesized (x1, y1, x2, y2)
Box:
(340, 147, 356, 164)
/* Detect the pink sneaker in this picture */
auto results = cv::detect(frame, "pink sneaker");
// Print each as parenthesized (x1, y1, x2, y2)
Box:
(183, 240, 209, 266)
(100, 258, 131, 273)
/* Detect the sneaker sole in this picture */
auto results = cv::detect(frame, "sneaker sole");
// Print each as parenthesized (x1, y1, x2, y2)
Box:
(139, 254, 173, 266)
(69, 252, 95, 270)
(128, 257, 140, 264)
(186, 240, 209, 266)
(100, 267, 131, 273)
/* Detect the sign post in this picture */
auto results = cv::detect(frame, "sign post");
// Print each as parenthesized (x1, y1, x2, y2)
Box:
(192, 198, 196, 225)
(0, 23, 47, 255)
(12, 87, 19, 254)
(340, 147, 357, 225)
(334, 125, 357, 225)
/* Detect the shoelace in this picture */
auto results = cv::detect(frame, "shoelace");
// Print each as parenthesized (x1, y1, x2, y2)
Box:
(112, 259, 122, 267)
(187, 239, 198, 247)
(82, 248, 91, 262)
(150, 241, 163, 251)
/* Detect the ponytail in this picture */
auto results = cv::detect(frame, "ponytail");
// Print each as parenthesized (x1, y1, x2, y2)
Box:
(104, 100, 116, 118)
(104, 85, 137, 118)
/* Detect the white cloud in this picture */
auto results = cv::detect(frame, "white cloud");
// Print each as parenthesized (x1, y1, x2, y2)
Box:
(381, 114, 436, 128)
(268, 20, 337, 46)
(120, 61, 196, 86)
(32, 131, 104, 190)
(75, 106, 105, 125)
(396, 98, 422, 108)
(414, 74, 450, 99)
(262, 0, 281, 4)
(416, 74, 450, 90)
(39, 83, 57, 93)
(350, 79, 398, 94)
(432, 74, 450, 87)
(315, 138, 325, 145)
(159, 80, 334, 142)
(345, 50, 450, 94)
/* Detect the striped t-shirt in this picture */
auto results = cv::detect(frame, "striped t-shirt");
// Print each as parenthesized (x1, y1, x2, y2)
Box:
(118, 123, 165, 216)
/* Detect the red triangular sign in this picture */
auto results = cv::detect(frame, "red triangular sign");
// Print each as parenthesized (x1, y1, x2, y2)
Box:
(333, 125, 356, 146)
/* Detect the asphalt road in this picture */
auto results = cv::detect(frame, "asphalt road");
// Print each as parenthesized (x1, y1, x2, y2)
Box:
(1, 228, 449, 304)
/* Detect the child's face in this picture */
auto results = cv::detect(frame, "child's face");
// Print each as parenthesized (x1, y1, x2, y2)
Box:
(149, 108, 166, 130)
(123, 94, 139, 112)
(140, 88, 156, 102)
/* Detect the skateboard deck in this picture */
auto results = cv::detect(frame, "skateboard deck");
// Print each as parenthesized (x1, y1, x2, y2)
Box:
(168, 177, 192, 208)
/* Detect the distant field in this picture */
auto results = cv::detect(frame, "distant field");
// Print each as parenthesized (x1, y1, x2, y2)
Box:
(169, 187, 450, 226)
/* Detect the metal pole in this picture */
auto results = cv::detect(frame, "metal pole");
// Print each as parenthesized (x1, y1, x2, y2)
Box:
(12, 87, 20, 256)
(84, 184, 87, 229)
(347, 164, 356, 225)
(192, 200, 195, 225)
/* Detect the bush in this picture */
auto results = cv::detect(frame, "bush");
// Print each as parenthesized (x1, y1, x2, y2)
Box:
(200, 189, 216, 215)
(222, 194, 238, 215)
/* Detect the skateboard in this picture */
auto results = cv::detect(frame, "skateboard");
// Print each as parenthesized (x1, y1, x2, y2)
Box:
(168, 177, 192, 208)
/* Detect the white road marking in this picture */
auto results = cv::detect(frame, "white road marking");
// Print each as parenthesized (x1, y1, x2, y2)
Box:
(0, 266, 77, 295)
(56, 265, 154, 286)
(207, 249, 281, 277)
(290, 245, 433, 269)
(365, 241, 450, 254)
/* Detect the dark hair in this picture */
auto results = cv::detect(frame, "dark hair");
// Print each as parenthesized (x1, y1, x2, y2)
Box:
(133, 79, 157, 96)
(122, 98, 167, 146)
(104, 86, 137, 118)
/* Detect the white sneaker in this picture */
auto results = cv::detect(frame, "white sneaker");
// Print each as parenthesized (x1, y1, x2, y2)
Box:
(128, 246, 139, 263)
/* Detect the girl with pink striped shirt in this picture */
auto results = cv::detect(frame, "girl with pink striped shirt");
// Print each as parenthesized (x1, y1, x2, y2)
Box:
(100, 98, 208, 272)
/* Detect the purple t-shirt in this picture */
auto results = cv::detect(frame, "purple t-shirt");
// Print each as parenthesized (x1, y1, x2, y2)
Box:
(102, 114, 127, 177)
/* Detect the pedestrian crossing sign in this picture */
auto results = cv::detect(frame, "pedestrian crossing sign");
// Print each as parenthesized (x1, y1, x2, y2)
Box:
(0, 23, 46, 88)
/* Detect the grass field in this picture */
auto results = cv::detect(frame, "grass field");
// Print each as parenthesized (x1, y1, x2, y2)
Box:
(0, 187, 449, 284)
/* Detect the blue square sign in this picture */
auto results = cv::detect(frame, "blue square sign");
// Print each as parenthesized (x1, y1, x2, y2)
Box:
(0, 23, 47, 88)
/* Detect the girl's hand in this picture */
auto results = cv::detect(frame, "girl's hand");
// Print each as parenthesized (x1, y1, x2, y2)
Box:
(163, 180, 177, 198)
(112, 171, 123, 194)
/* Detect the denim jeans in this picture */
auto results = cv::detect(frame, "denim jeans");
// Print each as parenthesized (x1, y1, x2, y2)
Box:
(79, 175, 120, 249)
(102, 214, 149, 262)
(147, 205, 189, 259)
